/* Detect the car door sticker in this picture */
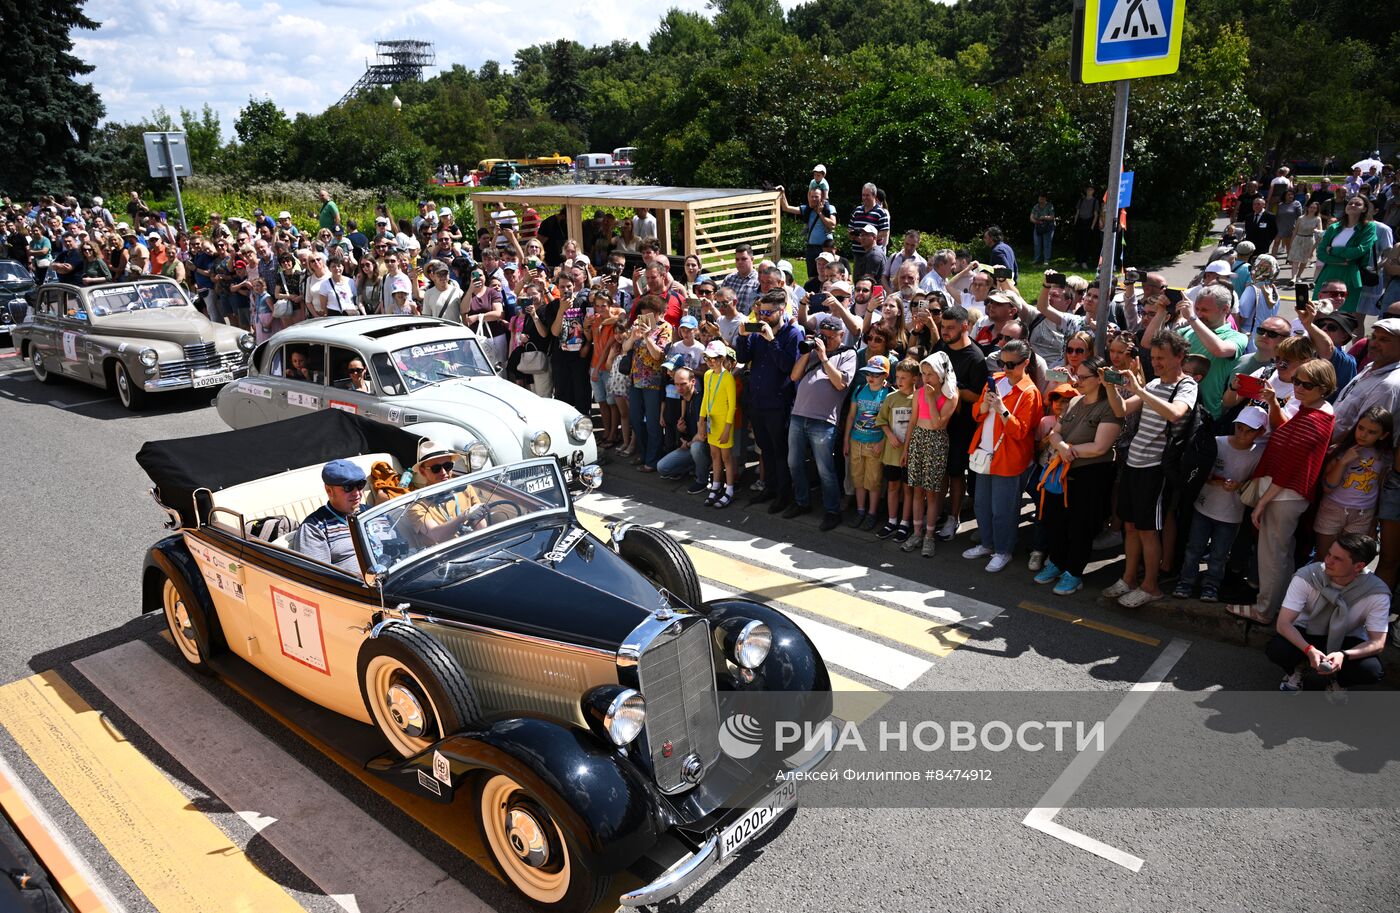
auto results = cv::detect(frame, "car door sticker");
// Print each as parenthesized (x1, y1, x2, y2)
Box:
(269, 587, 331, 674)
(432, 750, 452, 786)
(188, 540, 247, 603)
(328, 399, 359, 415)
(287, 390, 320, 410)
(386, 406, 402, 423)
(543, 527, 588, 564)
(62, 331, 78, 361)
(417, 769, 442, 796)
(238, 381, 273, 398)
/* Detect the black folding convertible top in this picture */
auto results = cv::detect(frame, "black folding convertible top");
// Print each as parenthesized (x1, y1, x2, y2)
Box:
(137, 410, 423, 528)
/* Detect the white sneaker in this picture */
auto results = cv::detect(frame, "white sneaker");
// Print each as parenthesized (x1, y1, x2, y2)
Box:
(1092, 528, 1124, 551)
(1279, 669, 1303, 692)
(749, 478, 767, 492)
(936, 516, 958, 541)
(1101, 578, 1133, 599)
(962, 544, 993, 560)
(1028, 551, 1047, 572)
(985, 553, 1012, 573)
(1118, 588, 1162, 608)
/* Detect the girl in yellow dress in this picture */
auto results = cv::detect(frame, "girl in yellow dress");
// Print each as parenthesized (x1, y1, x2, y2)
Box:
(700, 341, 738, 508)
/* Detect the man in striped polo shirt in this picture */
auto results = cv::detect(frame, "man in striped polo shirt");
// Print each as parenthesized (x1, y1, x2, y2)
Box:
(1103, 330, 1198, 608)
(292, 459, 367, 573)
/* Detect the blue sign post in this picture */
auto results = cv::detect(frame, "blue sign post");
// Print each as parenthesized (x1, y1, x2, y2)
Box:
(1118, 171, 1134, 209)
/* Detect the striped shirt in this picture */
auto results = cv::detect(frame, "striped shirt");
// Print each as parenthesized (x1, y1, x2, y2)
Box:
(291, 505, 360, 572)
(848, 204, 890, 253)
(1126, 376, 1198, 468)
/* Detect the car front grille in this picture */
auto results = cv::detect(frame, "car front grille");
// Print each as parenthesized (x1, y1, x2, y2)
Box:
(158, 345, 245, 381)
(638, 618, 721, 792)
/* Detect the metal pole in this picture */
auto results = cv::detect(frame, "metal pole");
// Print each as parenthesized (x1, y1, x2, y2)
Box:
(1094, 80, 1129, 355)
(162, 133, 188, 233)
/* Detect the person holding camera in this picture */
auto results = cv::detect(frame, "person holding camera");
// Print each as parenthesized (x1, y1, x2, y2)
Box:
(782, 314, 858, 530)
(735, 290, 804, 510)
(621, 295, 674, 472)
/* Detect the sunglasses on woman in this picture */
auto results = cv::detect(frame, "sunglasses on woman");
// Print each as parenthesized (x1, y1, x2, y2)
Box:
(424, 461, 454, 475)
(998, 358, 1026, 369)
(1065, 346, 1088, 355)
(1293, 379, 1323, 391)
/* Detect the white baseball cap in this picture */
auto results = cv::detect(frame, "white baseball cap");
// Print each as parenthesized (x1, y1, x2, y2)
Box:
(1204, 260, 1232, 276)
(812, 164, 827, 173)
(277, 210, 292, 219)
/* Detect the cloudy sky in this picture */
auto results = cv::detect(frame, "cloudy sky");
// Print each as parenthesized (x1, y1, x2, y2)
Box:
(75, 0, 804, 133)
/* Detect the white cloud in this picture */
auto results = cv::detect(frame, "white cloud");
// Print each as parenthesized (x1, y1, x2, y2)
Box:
(78, 0, 812, 135)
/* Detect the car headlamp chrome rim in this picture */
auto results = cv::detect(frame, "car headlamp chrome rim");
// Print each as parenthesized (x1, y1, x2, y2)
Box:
(604, 689, 646, 746)
(237, 332, 255, 351)
(466, 441, 490, 471)
(138, 347, 159, 368)
(578, 464, 603, 490)
(568, 415, 594, 443)
(528, 430, 551, 456)
(733, 620, 772, 669)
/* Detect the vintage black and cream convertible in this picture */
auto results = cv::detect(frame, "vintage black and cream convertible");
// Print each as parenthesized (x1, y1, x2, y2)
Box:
(137, 411, 832, 911)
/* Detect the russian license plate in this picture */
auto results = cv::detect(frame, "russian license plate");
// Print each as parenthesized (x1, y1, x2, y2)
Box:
(718, 778, 798, 859)
(192, 371, 234, 388)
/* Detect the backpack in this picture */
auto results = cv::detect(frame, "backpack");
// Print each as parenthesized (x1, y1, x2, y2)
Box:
(1161, 380, 1212, 490)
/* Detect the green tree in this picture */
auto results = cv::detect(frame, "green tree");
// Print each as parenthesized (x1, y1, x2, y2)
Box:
(0, 0, 105, 195)
(233, 97, 293, 179)
(180, 104, 224, 173)
(544, 39, 588, 135)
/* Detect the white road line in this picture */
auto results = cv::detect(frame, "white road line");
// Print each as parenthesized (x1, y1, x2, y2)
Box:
(0, 749, 131, 912)
(699, 581, 932, 688)
(1022, 637, 1191, 872)
(580, 493, 1004, 629)
(48, 397, 111, 409)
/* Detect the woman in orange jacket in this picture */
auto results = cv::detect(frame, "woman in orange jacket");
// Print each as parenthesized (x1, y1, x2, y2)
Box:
(962, 338, 1043, 573)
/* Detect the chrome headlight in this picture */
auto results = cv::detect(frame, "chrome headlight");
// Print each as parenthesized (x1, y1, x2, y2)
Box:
(138, 348, 158, 368)
(237, 333, 255, 352)
(729, 620, 772, 669)
(466, 441, 490, 471)
(568, 414, 594, 443)
(578, 464, 603, 490)
(603, 689, 646, 746)
(528, 430, 551, 456)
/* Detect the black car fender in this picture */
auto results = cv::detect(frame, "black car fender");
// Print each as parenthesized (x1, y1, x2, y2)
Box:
(373, 717, 667, 875)
(702, 598, 832, 696)
(142, 534, 226, 657)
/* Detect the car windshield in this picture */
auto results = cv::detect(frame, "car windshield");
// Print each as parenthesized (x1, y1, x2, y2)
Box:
(356, 460, 568, 574)
(388, 337, 494, 391)
(88, 282, 190, 316)
(0, 262, 30, 283)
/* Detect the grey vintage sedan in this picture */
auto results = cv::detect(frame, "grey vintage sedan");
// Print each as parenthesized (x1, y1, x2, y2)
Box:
(13, 278, 253, 409)
(215, 314, 597, 470)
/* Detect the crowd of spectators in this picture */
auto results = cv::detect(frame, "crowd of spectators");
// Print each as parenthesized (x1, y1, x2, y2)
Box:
(5, 159, 1399, 692)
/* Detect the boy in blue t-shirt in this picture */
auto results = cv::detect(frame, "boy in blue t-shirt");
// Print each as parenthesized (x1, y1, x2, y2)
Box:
(845, 355, 892, 528)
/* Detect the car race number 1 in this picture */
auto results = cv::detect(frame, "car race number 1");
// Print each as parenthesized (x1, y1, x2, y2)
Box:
(270, 587, 330, 674)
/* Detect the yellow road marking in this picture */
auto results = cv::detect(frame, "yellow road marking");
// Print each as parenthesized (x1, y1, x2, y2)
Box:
(578, 512, 973, 658)
(0, 672, 304, 913)
(0, 765, 110, 913)
(1017, 600, 1161, 646)
(827, 673, 889, 724)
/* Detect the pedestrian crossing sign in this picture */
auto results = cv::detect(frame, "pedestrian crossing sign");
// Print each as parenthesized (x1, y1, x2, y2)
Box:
(1073, 0, 1186, 84)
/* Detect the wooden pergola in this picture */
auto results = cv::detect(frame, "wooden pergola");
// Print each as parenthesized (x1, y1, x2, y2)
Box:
(470, 184, 782, 278)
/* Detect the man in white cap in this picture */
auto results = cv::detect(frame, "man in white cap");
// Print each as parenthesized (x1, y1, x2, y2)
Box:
(1186, 259, 1234, 304)
(1333, 317, 1400, 587)
(853, 223, 886, 283)
(404, 441, 489, 547)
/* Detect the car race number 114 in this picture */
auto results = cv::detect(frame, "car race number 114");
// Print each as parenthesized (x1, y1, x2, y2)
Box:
(270, 587, 330, 674)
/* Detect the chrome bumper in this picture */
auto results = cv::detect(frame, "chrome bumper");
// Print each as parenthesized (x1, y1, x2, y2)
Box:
(142, 367, 247, 392)
(618, 721, 835, 907)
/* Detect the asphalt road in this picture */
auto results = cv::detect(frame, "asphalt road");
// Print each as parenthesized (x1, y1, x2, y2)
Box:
(0, 345, 1396, 913)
